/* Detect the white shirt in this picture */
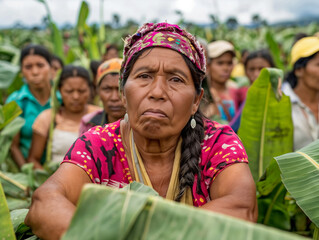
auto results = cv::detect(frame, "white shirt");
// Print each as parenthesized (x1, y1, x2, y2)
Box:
(283, 82, 319, 150)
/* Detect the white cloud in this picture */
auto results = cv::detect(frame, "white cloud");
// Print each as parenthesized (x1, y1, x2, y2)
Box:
(0, 0, 315, 28)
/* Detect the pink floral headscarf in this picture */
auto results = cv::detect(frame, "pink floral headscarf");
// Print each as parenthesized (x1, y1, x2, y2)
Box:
(120, 22, 206, 84)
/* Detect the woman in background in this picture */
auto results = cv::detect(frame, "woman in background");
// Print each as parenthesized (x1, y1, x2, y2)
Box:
(79, 58, 126, 134)
(283, 36, 319, 150)
(6, 44, 57, 168)
(28, 65, 100, 167)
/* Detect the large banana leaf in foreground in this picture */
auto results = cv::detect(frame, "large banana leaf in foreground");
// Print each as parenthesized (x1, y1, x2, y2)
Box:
(238, 68, 293, 182)
(275, 140, 319, 227)
(63, 183, 306, 240)
(0, 182, 15, 240)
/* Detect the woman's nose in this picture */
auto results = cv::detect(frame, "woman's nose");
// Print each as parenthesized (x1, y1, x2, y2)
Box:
(149, 77, 167, 100)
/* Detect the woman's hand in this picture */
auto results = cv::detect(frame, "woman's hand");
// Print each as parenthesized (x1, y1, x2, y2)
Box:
(202, 163, 258, 222)
(25, 163, 91, 240)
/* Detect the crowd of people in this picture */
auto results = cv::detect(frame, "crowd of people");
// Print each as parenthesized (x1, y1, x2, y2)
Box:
(3, 21, 319, 239)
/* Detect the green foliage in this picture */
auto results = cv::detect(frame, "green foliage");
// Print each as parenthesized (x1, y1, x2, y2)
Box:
(276, 140, 319, 227)
(238, 68, 293, 182)
(0, 102, 25, 169)
(63, 182, 307, 240)
(0, 182, 16, 240)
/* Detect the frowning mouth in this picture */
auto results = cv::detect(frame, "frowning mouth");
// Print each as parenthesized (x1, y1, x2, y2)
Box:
(142, 109, 167, 118)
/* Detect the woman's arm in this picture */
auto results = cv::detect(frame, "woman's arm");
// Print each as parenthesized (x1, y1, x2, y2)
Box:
(201, 163, 258, 222)
(25, 163, 92, 240)
(27, 132, 48, 169)
(10, 132, 26, 168)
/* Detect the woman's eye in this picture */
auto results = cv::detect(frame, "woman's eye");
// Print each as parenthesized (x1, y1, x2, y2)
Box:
(170, 77, 184, 83)
(137, 74, 151, 79)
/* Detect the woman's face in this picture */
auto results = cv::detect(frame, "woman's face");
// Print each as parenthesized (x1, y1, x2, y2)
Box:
(60, 76, 90, 113)
(98, 74, 126, 122)
(245, 57, 272, 84)
(208, 52, 234, 85)
(21, 55, 51, 90)
(51, 59, 63, 80)
(297, 53, 319, 91)
(123, 48, 203, 139)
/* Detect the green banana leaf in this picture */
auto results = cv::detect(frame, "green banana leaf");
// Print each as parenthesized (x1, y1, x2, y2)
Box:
(35, 0, 64, 60)
(0, 45, 20, 64)
(238, 68, 293, 182)
(0, 101, 22, 131)
(275, 139, 319, 227)
(50, 22, 64, 61)
(63, 183, 307, 240)
(265, 30, 285, 70)
(0, 117, 25, 165)
(0, 60, 20, 90)
(76, 1, 89, 35)
(0, 182, 15, 240)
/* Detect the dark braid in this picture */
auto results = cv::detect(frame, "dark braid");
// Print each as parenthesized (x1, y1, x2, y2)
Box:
(175, 110, 205, 201)
(175, 54, 205, 202)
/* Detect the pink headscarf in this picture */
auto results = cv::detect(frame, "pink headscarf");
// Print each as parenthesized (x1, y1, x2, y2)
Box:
(120, 22, 206, 84)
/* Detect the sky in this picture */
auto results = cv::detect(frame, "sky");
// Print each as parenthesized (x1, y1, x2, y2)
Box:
(0, 0, 318, 28)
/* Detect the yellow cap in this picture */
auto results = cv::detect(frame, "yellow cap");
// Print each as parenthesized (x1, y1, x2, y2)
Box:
(97, 58, 123, 85)
(291, 36, 319, 65)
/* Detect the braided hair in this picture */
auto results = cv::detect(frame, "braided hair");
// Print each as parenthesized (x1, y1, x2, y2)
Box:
(122, 48, 206, 202)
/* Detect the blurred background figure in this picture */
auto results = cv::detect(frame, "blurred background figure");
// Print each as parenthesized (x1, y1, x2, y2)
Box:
(79, 58, 126, 134)
(229, 49, 276, 132)
(51, 55, 64, 80)
(245, 49, 276, 84)
(28, 65, 100, 166)
(204, 40, 239, 122)
(283, 36, 319, 150)
(6, 44, 59, 168)
(102, 44, 119, 61)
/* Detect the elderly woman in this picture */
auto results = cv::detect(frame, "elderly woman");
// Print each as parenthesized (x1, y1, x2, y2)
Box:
(26, 23, 257, 240)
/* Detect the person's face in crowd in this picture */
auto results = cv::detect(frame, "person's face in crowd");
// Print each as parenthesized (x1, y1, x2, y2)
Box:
(208, 52, 234, 85)
(21, 55, 51, 90)
(296, 52, 319, 91)
(103, 48, 118, 61)
(98, 74, 126, 122)
(245, 57, 272, 84)
(60, 77, 90, 113)
(123, 48, 203, 139)
(51, 59, 63, 80)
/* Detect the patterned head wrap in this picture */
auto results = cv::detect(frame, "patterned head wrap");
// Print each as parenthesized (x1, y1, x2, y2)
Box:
(96, 58, 122, 85)
(120, 22, 206, 85)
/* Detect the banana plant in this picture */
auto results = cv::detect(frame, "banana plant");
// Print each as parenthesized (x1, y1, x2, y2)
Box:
(0, 182, 15, 240)
(63, 182, 307, 240)
(238, 68, 293, 182)
(35, 0, 64, 61)
(276, 139, 319, 238)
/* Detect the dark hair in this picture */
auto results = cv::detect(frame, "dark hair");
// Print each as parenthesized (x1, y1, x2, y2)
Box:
(105, 44, 118, 54)
(20, 44, 52, 65)
(285, 52, 317, 89)
(52, 55, 64, 67)
(89, 60, 102, 84)
(121, 47, 205, 202)
(244, 49, 276, 69)
(58, 65, 92, 89)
